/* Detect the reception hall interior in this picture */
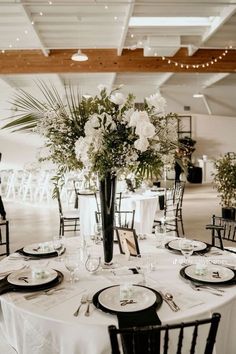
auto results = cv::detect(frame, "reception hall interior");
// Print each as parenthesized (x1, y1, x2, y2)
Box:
(0, 1, 236, 354)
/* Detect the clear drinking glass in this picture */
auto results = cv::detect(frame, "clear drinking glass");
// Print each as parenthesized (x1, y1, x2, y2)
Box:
(52, 235, 64, 261)
(85, 254, 101, 274)
(64, 254, 80, 284)
(155, 223, 166, 248)
(180, 239, 194, 265)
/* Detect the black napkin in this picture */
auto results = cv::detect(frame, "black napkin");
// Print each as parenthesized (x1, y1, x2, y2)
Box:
(117, 304, 161, 354)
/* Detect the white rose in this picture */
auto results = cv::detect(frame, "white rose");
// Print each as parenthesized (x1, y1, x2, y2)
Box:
(84, 115, 100, 136)
(146, 92, 166, 112)
(109, 92, 126, 106)
(134, 137, 149, 152)
(136, 121, 156, 138)
(129, 110, 149, 128)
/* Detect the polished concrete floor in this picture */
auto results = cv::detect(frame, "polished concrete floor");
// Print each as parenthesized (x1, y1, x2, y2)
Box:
(2, 182, 222, 254)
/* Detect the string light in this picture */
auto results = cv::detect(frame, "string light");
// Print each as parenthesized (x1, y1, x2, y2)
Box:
(161, 47, 232, 69)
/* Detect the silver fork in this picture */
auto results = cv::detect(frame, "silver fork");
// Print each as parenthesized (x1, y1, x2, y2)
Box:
(84, 295, 93, 317)
(73, 294, 87, 317)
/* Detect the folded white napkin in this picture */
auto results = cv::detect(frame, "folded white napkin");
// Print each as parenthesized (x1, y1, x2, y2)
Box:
(0, 262, 25, 278)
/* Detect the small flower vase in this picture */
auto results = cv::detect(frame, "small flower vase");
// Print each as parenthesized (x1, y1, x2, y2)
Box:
(99, 172, 117, 264)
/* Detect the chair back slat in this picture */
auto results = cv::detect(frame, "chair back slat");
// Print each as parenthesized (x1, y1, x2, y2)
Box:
(108, 313, 221, 354)
(190, 324, 198, 354)
(176, 326, 184, 354)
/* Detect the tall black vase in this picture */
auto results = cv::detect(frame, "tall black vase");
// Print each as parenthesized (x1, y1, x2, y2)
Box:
(99, 173, 117, 264)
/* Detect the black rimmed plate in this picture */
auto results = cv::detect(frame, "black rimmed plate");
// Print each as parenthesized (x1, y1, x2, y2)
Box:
(7, 267, 58, 287)
(93, 285, 162, 315)
(0, 270, 64, 295)
(23, 242, 56, 256)
(17, 246, 66, 259)
(165, 239, 211, 255)
(180, 265, 236, 285)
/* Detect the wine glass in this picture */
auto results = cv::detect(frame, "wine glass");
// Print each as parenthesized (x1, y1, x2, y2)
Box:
(85, 254, 101, 274)
(179, 238, 194, 265)
(155, 222, 166, 248)
(52, 235, 64, 261)
(64, 254, 80, 284)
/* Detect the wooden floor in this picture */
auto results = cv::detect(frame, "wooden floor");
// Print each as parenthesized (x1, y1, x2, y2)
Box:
(2, 182, 221, 254)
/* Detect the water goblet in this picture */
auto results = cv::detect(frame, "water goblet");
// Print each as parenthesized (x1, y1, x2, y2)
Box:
(64, 254, 80, 284)
(180, 239, 194, 266)
(52, 235, 64, 261)
(155, 223, 166, 248)
(85, 254, 101, 274)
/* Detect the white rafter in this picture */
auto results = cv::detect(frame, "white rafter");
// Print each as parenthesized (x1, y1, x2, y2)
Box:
(117, 1, 135, 56)
(109, 73, 117, 91)
(0, 76, 14, 89)
(202, 95, 212, 115)
(188, 5, 236, 55)
(202, 73, 230, 89)
(18, 1, 49, 57)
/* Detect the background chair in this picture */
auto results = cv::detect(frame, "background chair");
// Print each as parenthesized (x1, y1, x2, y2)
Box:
(108, 313, 221, 354)
(56, 188, 80, 236)
(153, 185, 183, 237)
(206, 215, 236, 251)
(95, 210, 135, 230)
(0, 219, 10, 257)
(95, 192, 122, 213)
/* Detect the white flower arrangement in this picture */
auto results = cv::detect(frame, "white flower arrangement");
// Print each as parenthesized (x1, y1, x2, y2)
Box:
(3, 83, 179, 181)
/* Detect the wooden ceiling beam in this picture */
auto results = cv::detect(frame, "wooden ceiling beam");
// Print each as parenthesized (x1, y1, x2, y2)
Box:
(0, 48, 235, 74)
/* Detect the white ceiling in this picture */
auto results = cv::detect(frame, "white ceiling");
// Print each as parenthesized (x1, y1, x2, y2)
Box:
(0, 0, 236, 117)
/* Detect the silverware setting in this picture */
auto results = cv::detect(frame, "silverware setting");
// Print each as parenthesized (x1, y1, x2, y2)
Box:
(159, 291, 180, 312)
(24, 287, 65, 300)
(190, 282, 223, 296)
(84, 296, 93, 317)
(73, 294, 87, 317)
(120, 299, 137, 306)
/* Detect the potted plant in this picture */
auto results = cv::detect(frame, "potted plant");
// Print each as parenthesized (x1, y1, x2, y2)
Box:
(213, 154, 236, 220)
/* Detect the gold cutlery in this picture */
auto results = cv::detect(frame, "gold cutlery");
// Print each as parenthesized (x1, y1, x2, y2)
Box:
(24, 287, 65, 300)
(84, 296, 93, 317)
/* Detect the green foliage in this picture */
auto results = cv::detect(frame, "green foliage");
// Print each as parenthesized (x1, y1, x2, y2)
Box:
(213, 155, 236, 207)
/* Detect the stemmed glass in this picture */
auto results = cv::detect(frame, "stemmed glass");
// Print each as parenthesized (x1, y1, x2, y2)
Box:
(52, 235, 64, 261)
(85, 254, 101, 274)
(64, 254, 80, 284)
(179, 238, 194, 266)
(155, 222, 166, 248)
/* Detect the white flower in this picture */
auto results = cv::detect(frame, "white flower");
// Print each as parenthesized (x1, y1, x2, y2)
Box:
(146, 92, 166, 113)
(129, 110, 149, 128)
(109, 92, 126, 106)
(122, 108, 134, 124)
(136, 120, 156, 138)
(97, 84, 108, 93)
(134, 137, 149, 152)
(84, 114, 100, 136)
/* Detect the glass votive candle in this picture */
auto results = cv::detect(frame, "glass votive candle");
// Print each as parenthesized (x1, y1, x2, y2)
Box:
(120, 283, 133, 300)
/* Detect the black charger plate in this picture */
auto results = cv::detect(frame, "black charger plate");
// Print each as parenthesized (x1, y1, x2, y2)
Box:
(0, 270, 64, 295)
(180, 266, 236, 286)
(16, 247, 66, 259)
(93, 284, 162, 315)
(165, 241, 211, 255)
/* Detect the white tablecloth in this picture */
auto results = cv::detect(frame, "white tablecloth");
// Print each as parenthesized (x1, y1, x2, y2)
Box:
(79, 191, 161, 238)
(1, 237, 236, 354)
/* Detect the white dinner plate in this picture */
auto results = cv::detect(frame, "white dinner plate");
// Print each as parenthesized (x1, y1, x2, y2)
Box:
(184, 264, 235, 283)
(98, 285, 156, 312)
(23, 242, 55, 255)
(168, 239, 207, 252)
(7, 268, 58, 286)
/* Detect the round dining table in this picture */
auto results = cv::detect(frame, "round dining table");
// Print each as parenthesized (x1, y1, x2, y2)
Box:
(0, 235, 236, 354)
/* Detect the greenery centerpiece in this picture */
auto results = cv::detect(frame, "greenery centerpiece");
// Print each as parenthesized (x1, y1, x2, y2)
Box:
(213, 154, 236, 219)
(3, 83, 179, 262)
